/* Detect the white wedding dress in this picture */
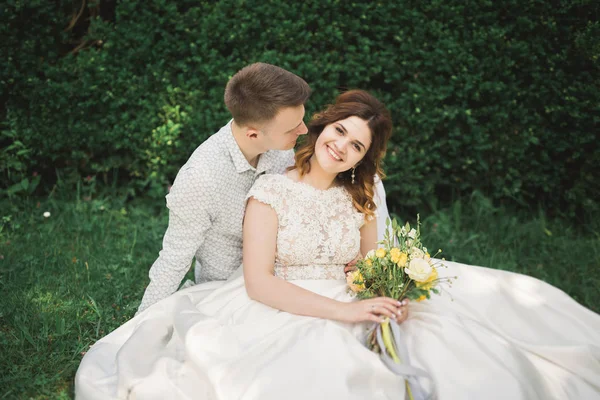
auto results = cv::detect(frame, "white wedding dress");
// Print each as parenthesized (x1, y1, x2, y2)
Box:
(75, 174, 600, 400)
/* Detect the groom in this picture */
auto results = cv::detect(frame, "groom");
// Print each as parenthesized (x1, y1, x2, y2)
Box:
(137, 63, 388, 313)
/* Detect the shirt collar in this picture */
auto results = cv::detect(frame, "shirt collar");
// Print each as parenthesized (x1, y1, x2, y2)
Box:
(256, 150, 279, 175)
(223, 120, 255, 174)
(223, 120, 280, 175)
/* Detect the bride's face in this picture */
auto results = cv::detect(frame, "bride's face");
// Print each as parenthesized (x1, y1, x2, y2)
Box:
(314, 116, 372, 174)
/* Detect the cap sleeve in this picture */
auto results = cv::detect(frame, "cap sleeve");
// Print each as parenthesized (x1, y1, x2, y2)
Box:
(246, 174, 286, 217)
(356, 211, 378, 230)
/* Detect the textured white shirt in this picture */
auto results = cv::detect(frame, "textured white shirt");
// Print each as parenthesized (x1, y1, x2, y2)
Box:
(138, 121, 294, 312)
(137, 121, 391, 313)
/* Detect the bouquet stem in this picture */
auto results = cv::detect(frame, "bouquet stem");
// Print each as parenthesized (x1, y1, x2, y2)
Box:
(380, 319, 415, 400)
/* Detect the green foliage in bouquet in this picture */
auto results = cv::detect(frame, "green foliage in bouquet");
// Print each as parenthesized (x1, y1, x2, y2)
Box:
(347, 216, 453, 302)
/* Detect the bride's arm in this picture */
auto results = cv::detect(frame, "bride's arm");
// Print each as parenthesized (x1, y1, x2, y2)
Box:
(243, 198, 400, 323)
(344, 218, 377, 274)
(360, 217, 378, 256)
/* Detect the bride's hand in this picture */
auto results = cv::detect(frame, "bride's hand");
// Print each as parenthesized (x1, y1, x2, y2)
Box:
(338, 298, 409, 324)
(343, 253, 362, 275)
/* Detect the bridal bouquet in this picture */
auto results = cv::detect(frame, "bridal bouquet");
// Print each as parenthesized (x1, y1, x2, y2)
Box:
(347, 216, 452, 400)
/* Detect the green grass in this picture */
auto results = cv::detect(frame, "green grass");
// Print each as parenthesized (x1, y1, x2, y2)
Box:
(0, 192, 167, 399)
(1, 190, 599, 399)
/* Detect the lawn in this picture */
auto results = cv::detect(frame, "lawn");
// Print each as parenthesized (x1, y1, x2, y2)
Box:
(1, 189, 598, 399)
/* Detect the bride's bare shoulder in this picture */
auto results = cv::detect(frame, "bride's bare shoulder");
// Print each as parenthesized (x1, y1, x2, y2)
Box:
(283, 169, 300, 182)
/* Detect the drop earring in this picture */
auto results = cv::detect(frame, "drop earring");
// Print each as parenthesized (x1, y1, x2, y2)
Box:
(351, 167, 356, 184)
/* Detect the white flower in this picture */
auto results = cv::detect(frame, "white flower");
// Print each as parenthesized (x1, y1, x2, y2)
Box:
(365, 250, 376, 259)
(410, 247, 425, 259)
(400, 226, 407, 236)
(405, 258, 433, 282)
(43, 211, 51, 218)
(408, 228, 417, 239)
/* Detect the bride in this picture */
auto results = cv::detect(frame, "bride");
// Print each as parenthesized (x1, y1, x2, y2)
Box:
(75, 90, 600, 400)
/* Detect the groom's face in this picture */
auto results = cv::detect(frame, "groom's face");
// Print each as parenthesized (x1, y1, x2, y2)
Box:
(259, 105, 308, 151)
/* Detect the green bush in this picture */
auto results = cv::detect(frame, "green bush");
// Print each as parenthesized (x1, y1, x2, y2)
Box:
(2, 0, 598, 215)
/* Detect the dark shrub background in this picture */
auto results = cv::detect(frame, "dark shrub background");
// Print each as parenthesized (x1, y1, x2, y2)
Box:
(2, 0, 599, 215)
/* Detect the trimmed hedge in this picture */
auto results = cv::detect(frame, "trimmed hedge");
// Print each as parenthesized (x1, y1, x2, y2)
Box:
(2, 0, 599, 214)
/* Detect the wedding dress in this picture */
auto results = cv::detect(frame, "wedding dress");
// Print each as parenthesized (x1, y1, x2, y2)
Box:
(75, 174, 600, 400)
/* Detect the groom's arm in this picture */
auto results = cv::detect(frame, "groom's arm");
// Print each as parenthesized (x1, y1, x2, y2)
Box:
(137, 167, 214, 313)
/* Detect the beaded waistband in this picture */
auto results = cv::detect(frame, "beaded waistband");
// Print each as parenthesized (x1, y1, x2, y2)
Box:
(274, 263, 346, 280)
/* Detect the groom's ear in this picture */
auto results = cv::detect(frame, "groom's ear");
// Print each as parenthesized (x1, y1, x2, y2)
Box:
(245, 127, 261, 139)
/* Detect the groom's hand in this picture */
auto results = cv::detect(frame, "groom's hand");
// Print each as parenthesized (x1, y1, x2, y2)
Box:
(344, 253, 362, 275)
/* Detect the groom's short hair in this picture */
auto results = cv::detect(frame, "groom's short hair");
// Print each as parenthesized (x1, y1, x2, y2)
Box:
(225, 63, 311, 126)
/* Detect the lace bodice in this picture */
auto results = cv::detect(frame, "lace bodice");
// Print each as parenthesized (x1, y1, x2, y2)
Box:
(246, 174, 366, 280)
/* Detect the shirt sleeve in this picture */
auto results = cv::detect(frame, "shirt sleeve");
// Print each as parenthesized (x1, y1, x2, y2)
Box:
(137, 167, 215, 313)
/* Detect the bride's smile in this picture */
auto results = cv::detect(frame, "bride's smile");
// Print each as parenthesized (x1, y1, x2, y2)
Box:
(314, 116, 372, 174)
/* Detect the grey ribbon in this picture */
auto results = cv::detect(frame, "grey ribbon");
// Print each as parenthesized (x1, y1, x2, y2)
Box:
(374, 320, 436, 400)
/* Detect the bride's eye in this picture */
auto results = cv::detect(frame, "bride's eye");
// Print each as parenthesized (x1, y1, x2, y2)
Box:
(353, 143, 361, 152)
(335, 126, 344, 135)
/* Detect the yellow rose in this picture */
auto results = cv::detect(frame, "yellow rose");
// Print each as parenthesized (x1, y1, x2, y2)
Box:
(375, 248, 386, 258)
(346, 270, 366, 292)
(389, 248, 402, 264)
(365, 259, 373, 266)
(392, 251, 408, 266)
(416, 295, 427, 302)
(404, 258, 433, 282)
(416, 267, 438, 290)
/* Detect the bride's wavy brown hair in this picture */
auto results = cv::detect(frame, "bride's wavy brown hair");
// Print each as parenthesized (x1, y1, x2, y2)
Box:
(291, 90, 392, 218)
